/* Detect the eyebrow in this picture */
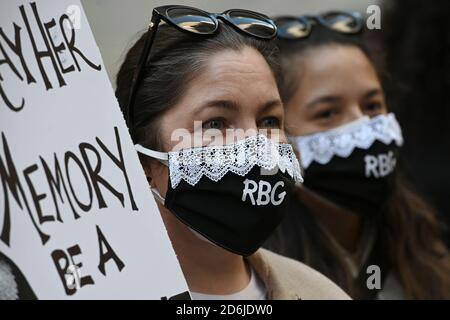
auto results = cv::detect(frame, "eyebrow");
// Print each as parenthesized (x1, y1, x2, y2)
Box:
(193, 99, 240, 116)
(363, 88, 383, 99)
(305, 88, 384, 109)
(193, 98, 283, 116)
(257, 99, 283, 116)
(305, 95, 342, 109)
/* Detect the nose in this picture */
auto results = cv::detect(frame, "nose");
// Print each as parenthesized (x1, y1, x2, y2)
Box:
(344, 104, 365, 123)
(235, 118, 259, 138)
(237, 119, 286, 144)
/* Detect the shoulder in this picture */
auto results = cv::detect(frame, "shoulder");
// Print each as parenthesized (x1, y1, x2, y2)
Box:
(249, 248, 351, 300)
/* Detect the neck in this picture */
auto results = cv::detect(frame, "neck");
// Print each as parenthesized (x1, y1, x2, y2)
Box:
(297, 187, 363, 253)
(159, 205, 251, 295)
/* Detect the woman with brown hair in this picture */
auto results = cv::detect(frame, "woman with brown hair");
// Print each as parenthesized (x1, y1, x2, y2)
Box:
(115, 5, 349, 300)
(265, 11, 450, 299)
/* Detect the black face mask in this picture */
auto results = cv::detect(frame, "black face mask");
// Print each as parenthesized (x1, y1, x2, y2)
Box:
(136, 134, 303, 256)
(290, 114, 403, 217)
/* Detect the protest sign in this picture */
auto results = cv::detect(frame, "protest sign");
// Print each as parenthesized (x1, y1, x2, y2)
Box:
(0, 0, 189, 299)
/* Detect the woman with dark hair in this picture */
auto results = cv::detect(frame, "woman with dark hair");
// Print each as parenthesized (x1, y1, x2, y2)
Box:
(115, 6, 349, 300)
(264, 12, 450, 299)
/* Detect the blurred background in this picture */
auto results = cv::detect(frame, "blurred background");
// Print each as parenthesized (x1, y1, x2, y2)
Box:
(81, 0, 450, 245)
(81, 0, 379, 84)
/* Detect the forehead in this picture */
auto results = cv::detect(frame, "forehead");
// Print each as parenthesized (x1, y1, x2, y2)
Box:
(298, 45, 381, 96)
(179, 47, 279, 107)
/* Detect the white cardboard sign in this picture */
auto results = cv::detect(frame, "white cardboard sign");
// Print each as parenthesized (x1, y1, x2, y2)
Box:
(0, 0, 189, 299)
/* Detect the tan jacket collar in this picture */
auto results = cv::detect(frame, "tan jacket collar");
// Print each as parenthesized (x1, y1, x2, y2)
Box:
(247, 250, 302, 300)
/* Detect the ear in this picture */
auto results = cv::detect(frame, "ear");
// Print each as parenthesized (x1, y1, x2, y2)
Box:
(139, 154, 155, 187)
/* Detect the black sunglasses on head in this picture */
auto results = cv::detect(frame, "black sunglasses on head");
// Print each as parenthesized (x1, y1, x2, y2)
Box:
(275, 11, 363, 40)
(126, 5, 277, 135)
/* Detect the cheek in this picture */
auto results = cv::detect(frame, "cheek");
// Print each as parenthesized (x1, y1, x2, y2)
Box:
(266, 128, 288, 144)
(159, 110, 201, 151)
(294, 122, 325, 136)
(284, 105, 318, 136)
(362, 108, 388, 118)
(277, 130, 288, 143)
(159, 119, 178, 151)
(152, 163, 169, 197)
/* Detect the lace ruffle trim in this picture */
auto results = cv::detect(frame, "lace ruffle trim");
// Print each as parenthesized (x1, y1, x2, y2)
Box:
(168, 134, 303, 188)
(291, 113, 404, 169)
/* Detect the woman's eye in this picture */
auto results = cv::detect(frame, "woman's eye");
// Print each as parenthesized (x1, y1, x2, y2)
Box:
(316, 108, 337, 120)
(202, 119, 225, 130)
(362, 102, 385, 116)
(364, 102, 382, 112)
(259, 117, 281, 128)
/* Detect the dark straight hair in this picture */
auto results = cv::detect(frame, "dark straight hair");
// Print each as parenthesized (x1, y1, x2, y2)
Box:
(115, 22, 281, 150)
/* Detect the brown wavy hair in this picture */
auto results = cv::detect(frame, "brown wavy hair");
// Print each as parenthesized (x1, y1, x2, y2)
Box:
(382, 173, 450, 298)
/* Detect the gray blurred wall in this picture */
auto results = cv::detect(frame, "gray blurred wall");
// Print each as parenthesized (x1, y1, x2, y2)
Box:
(81, 0, 380, 85)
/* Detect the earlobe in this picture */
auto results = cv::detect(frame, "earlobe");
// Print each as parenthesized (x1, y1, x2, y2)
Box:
(144, 160, 167, 189)
(143, 167, 155, 188)
(140, 156, 155, 187)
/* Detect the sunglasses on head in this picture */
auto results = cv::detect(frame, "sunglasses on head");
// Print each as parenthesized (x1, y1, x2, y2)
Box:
(275, 11, 363, 40)
(126, 5, 278, 134)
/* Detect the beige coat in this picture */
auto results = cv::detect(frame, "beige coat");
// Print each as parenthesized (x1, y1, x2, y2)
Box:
(247, 249, 351, 300)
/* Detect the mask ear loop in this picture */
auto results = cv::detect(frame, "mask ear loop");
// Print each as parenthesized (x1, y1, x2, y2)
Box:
(135, 144, 169, 205)
(135, 144, 169, 166)
(150, 187, 166, 205)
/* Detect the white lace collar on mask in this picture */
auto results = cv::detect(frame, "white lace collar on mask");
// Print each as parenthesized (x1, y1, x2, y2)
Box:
(290, 113, 404, 169)
(167, 134, 303, 188)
